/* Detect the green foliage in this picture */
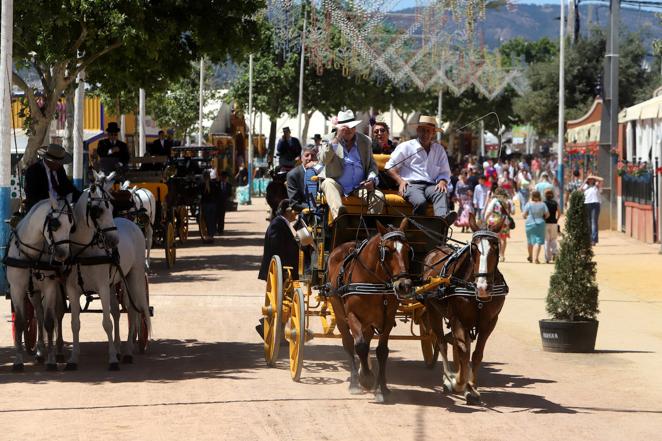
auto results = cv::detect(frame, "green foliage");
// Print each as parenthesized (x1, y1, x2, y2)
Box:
(546, 191, 599, 321)
(514, 30, 659, 135)
(147, 63, 219, 139)
(500, 37, 557, 65)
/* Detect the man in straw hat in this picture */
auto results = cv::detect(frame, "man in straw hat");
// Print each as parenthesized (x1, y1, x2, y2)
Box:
(319, 109, 383, 219)
(97, 121, 130, 172)
(386, 115, 453, 218)
(24, 144, 80, 212)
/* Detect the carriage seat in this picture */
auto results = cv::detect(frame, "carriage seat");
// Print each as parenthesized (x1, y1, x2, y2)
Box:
(319, 154, 435, 217)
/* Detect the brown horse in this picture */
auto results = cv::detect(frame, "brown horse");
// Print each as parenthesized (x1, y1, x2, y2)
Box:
(421, 215, 507, 404)
(327, 218, 412, 403)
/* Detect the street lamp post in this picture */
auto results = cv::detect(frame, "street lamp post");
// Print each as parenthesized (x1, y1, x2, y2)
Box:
(247, 53, 254, 205)
(557, 0, 566, 210)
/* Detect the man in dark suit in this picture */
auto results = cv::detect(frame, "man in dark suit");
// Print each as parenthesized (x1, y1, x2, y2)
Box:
(147, 130, 173, 157)
(24, 144, 80, 212)
(286, 145, 321, 212)
(216, 171, 233, 235)
(276, 127, 302, 171)
(97, 122, 130, 173)
(258, 199, 300, 281)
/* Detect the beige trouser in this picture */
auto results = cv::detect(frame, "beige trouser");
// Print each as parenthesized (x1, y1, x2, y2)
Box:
(320, 178, 384, 219)
(544, 223, 559, 262)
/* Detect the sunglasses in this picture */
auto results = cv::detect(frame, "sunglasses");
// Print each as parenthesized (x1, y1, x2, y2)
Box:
(373, 128, 387, 134)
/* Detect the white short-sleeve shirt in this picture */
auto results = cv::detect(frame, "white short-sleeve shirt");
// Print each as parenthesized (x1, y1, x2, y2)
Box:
(385, 139, 450, 184)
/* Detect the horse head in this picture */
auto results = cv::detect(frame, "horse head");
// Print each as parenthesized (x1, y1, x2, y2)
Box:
(375, 218, 412, 297)
(78, 172, 119, 247)
(468, 213, 503, 300)
(41, 194, 75, 262)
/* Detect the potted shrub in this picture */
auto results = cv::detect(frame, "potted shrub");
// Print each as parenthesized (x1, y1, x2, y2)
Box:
(539, 191, 599, 352)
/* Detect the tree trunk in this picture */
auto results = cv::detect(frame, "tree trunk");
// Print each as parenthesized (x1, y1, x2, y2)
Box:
(21, 117, 51, 168)
(301, 110, 314, 144)
(267, 119, 277, 165)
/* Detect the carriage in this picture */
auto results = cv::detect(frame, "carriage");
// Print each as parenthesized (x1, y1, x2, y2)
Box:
(261, 155, 455, 381)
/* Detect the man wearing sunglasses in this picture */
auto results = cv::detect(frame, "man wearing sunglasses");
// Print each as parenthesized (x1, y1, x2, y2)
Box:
(24, 144, 80, 212)
(386, 115, 452, 217)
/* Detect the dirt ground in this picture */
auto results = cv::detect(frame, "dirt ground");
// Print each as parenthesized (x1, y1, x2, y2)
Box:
(1, 198, 661, 441)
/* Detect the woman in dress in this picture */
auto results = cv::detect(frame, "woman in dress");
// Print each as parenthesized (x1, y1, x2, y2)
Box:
(522, 190, 549, 264)
(483, 187, 514, 261)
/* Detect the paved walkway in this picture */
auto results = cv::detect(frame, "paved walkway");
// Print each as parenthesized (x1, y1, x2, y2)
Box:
(0, 198, 660, 441)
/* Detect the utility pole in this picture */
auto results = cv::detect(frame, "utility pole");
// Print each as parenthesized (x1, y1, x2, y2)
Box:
(247, 54, 254, 205)
(198, 57, 205, 146)
(297, 15, 307, 142)
(73, 71, 85, 189)
(557, 0, 566, 210)
(437, 89, 443, 142)
(138, 88, 146, 157)
(0, 0, 14, 293)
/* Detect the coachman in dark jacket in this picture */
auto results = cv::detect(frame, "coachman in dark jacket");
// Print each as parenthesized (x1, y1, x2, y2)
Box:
(97, 122, 130, 171)
(24, 144, 80, 212)
(258, 199, 300, 281)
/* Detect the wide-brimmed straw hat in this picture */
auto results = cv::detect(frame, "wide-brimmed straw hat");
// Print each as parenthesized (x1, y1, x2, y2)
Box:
(38, 143, 72, 165)
(409, 115, 443, 132)
(586, 175, 604, 181)
(334, 110, 361, 129)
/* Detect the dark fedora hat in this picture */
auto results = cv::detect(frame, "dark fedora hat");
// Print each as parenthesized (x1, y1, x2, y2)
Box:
(313, 133, 322, 140)
(38, 143, 72, 165)
(106, 122, 121, 133)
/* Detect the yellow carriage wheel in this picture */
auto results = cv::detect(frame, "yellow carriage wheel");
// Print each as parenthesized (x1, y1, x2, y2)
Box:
(320, 301, 336, 335)
(165, 222, 176, 268)
(178, 207, 189, 242)
(263, 256, 283, 366)
(285, 286, 306, 381)
(199, 210, 209, 241)
(419, 314, 439, 369)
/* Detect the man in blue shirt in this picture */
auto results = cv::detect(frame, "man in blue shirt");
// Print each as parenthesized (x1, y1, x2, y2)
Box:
(319, 110, 383, 219)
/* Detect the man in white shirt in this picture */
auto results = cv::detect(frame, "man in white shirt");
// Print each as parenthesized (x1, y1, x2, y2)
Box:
(581, 175, 602, 245)
(472, 175, 489, 220)
(386, 115, 451, 216)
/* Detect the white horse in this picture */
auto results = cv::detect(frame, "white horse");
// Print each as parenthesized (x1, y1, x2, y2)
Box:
(121, 181, 156, 269)
(65, 171, 151, 370)
(6, 195, 74, 371)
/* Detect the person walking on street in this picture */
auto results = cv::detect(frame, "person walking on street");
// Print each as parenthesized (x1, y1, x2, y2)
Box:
(523, 190, 549, 264)
(472, 175, 489, 221)
(216, 171, 232, 235)
(581, 175, 603, 246)
(276, 127, 302, 171)
(543, 189, 560, 263)
(199, 169, 220, 243)
(535, 172, 554, 196)
(483, 187, 514, 261)
(516, 165, 532, 211)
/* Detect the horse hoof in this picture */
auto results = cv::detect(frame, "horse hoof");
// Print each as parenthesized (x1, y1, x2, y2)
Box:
(443, 378, 453, 393)
(46, 363, 58, 372)
(56, 354, 66, 363)
(374, 392, 385, 404)
(64, 363, 78, 371)
(465, 392, 481, 406)
(12, 363, 24, 372)
(358, 373, 375, 390)
(349, 385, 362, 395)
(108, 362, 120, 371)
(122, 354, 133, 364)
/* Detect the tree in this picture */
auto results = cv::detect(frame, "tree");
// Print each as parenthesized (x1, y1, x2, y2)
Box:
(147, 62, 219, 141)
(13, 0, 263, 167)
(514, 30, 658, 135)
(546, 191, 599, 321)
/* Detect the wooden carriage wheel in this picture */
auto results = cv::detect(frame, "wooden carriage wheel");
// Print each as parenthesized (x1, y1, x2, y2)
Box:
(320, 301, 336, 335)
(199, 210, 210, 241)
(165, 222, 176, 268)
(11, 298, 37, 354)
(177, 206, 189, 242)
(262, 256, 283, 366)
(285, 286, 306, 381)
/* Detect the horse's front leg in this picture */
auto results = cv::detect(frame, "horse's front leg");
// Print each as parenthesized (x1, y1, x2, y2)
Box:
(98, 282, 120, 370)
(55, 285, 66, 363)
(32, 294, 46, 363)
(41, 284, 58, 371)
(468, 315, 500, 403)
(447, 318, 473, 402)
(347, 311, 374, 391)
(330, 296, 360, 394)
(110, 286, 122, 355)
(9, 279, 28, 371)
(65, 278, 81, 370)
(426, 301, 454, 383)
(145, 224, 153, 270)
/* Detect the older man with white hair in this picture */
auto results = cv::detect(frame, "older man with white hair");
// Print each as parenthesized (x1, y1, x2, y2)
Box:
(319, 109, 384, 219)
(386, 115, 452, 218)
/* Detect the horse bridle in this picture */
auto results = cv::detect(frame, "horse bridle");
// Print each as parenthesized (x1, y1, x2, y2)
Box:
(86, 184, 118, 246)
(469, 230, 500, 281)
(42, 199, 75, 255)
(377, 230, 412, 282)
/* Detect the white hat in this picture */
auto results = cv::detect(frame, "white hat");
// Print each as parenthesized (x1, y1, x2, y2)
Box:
(334, 110, 361, 129)
(210, 169, 218, 180)
(408, 115, 444, 132)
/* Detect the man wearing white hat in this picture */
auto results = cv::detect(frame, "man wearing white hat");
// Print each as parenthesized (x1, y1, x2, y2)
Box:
(319, 109, 383, 219)
(386, 115, 451, 217)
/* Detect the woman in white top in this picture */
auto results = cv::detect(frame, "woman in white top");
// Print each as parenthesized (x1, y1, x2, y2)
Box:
(581, 175, 602, 246)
